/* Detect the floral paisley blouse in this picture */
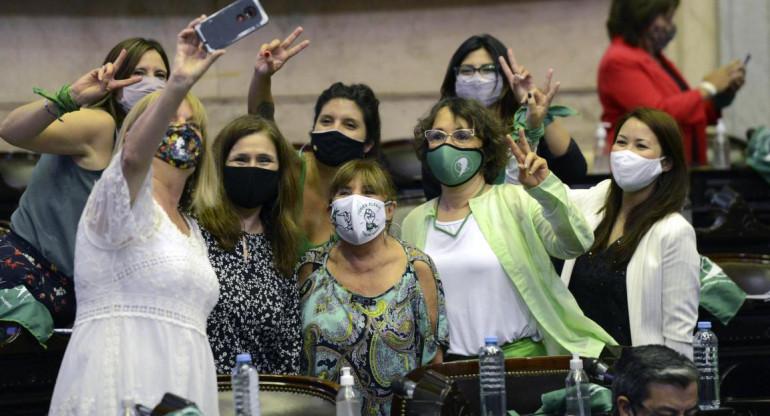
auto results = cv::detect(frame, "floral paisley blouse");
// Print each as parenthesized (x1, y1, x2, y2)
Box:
(298, 239, 449, 416)
(201, 228, 301, 375)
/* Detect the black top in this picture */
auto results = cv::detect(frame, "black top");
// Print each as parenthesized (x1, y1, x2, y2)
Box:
(201, 227, 302, 374)
(568, 240, 632, 346)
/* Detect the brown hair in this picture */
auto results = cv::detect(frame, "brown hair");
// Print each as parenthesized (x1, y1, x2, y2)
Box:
(91, 38, 169, 128)
(196, 115, 302, 278)
(414, 97, 508, 184)
(591, 107, 688, 265)
(329, 159, 397, 203)
(607, 0, 680, 46)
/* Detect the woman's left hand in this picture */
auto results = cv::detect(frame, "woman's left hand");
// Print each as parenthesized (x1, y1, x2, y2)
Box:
(508, 128, 550, 188)
(170, 16, 226, 88)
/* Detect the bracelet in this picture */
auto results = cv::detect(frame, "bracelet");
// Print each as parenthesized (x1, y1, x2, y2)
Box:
(43, 100, 63, 121)
(32, 84, 81, 120)
(699, 81, 717, 97)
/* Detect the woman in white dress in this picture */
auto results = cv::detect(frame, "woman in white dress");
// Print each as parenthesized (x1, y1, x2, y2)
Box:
(49, 17, 225, 415)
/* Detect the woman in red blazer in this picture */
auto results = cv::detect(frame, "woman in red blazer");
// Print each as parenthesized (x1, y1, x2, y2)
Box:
(597, 0, 746, 165)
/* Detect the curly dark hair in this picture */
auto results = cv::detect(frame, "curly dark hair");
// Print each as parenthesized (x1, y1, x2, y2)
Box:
(414, 97, 509, 184)
(313, 82, 381, 157)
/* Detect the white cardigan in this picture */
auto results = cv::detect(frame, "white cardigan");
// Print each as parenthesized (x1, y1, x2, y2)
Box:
(561, 180, 700, 358)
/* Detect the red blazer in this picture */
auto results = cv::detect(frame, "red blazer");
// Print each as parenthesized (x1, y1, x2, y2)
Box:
(597, 36, 719, 164)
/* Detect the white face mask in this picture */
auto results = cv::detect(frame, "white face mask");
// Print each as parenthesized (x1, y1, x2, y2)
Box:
(119, 76, 166, 113)
(610, 150, 665, 192)
(455, 73, 503, 108)
(330, 195, 391, 245)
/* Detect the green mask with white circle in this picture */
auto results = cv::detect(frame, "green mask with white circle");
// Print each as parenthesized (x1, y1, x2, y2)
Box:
(426, 143, 483, 187)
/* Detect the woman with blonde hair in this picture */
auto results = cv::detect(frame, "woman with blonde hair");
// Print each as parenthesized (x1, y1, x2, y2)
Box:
(49, 17, 223, 415)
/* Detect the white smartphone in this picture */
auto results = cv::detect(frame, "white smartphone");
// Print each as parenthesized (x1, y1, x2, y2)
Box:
(195, 0, 269, 53)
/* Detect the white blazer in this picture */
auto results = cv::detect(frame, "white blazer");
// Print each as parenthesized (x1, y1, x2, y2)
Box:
(561, 180, 700, 358)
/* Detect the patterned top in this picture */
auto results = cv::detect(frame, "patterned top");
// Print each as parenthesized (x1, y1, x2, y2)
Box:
(298, 239, 449, 416)
(201, 227, 301, 375)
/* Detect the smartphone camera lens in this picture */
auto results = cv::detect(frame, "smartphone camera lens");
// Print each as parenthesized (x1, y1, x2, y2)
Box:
(243, 6, 257, 19)
(236, 14, 245, 22)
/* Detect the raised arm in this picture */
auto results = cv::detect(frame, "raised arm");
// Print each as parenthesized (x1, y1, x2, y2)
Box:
(0, 51, 140, 156)
(121, 16, 224, 203)
(246, 27, 310, 119)
(499, 50, 572, 156)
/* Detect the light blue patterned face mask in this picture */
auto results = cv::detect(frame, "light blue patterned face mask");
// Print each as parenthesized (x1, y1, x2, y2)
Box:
(426, 143, 483, 187)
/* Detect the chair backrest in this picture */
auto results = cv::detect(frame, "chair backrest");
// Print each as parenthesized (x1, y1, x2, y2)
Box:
(391, 356, 572, 416)
(217, 374, 339, 416)
(706, 253, 770, 296)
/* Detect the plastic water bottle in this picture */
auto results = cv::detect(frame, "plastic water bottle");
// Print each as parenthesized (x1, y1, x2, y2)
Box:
(565, 352, 591, 416)
(232, 353, 260, 416)
(712, 119, 730, 170)
(478, 336, 506, 416)
(694, 321, 720, 410)
(336, 366, 361, 416)
(593, 122, 611, 174)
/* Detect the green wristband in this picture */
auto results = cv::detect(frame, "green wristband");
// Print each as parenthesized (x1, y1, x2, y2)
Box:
(32, 84, 80, 120)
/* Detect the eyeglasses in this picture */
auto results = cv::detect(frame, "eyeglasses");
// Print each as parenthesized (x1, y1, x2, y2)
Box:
(455, 64, 499, 81)
(636, 404, 699, 416)
(424, 129, 475, 145)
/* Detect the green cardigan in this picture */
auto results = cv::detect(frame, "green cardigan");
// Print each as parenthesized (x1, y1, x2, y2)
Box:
(402, 174, 617, 357)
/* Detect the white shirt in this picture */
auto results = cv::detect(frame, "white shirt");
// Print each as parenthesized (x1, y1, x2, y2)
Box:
(425, 213, 540, 356)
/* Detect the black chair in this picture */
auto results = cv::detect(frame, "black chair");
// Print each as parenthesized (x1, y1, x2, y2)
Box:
(217, 374, 339, 416)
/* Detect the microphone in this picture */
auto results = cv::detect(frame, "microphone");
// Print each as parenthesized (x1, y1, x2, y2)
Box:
(583, 357, 614, 382)
(391, 376, 417, 399)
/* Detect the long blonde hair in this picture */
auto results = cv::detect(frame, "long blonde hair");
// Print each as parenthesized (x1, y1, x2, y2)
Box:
(116, 90, 218, 212)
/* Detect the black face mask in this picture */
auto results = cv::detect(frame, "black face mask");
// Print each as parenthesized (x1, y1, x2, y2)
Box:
(310, 130, 366, 167)
(222, 166, 279, 209)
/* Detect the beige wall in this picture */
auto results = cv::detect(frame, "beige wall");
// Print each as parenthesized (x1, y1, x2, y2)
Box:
(1, 0, 762, 172)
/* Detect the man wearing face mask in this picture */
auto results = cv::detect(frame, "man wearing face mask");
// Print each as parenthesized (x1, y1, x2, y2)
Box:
(598, 0, 746, 165)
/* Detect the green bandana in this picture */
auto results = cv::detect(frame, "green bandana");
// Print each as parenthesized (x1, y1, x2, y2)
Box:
(426, 143, 483, 187)
(511, 104, 580, 149)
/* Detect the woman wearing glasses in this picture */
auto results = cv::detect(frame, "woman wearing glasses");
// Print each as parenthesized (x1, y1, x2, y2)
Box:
(402, 97, 615, 360)
(421, 34, 587, 199)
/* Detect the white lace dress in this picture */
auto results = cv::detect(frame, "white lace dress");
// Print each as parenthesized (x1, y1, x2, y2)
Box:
(49, 154, 220, 416)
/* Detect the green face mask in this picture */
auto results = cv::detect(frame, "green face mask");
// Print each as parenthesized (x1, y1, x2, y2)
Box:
(426, 143, 483, 187)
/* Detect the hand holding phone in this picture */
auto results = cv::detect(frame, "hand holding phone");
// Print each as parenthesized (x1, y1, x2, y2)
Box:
(195, 0, 269, 53)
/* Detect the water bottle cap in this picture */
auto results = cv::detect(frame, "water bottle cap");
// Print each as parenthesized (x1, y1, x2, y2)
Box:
(340, 366, 354, 387)
(484, 336, 498, 344)
(570, 351, 583, 370)
(697, 321, 712, 329)
(236, 353, 253, 363)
